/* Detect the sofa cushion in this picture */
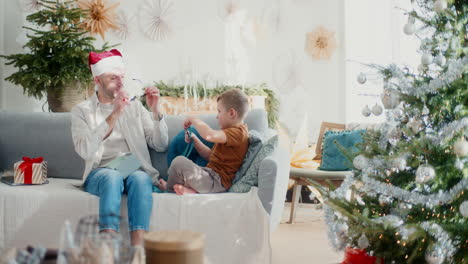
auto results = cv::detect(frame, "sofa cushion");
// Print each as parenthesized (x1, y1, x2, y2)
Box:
(229, 130, 278, 193)
(0, 111, 85, 179)
(319, 130, 365, 171)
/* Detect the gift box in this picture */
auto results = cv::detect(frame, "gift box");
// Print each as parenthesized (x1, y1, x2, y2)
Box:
(13, 157, 47, 184)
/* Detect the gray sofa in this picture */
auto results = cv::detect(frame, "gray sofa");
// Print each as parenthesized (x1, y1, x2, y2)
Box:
(0, 109, 290, 264)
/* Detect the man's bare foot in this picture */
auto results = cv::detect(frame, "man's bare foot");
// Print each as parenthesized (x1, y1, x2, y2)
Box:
(158, 179, 167, 191)
(173, 184, 198, 195)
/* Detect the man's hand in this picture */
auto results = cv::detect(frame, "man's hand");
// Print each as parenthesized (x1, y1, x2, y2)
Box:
(146, 86, 161, 114)
(112, 90, 130, 116)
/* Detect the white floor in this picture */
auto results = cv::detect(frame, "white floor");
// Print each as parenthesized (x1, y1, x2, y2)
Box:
(271, 202, 342, 264)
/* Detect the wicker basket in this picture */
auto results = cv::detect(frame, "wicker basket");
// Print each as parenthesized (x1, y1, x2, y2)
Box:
(47, 82, 94, 112)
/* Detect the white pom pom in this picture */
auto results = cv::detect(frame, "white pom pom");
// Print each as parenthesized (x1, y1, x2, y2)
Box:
(421, 53, 433, 65)
(353, 155, 368, 170)
(454, 138, 468, 157)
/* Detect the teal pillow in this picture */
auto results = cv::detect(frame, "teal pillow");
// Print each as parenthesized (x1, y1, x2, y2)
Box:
(231, 130, 263, 185)
(229, 130, 278, 193)
(319, 130, 365, 171)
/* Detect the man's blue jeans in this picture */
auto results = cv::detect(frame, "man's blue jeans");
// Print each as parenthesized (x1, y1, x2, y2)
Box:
(84, 168, 153, 232)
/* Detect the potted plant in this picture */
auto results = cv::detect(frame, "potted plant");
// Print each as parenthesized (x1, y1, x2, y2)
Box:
(0, 0, 116, 112)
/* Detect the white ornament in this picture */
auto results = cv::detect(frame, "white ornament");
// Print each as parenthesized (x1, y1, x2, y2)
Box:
(357, 72, 367, 84)
(403, 23, 416, 35)
(453, 138, 468, 157)
(460, 201, 468, 217)
(353, 155, 368, 170)
(415, 164, 436, 183)
(435, 54, 446, 66)
(421, 53, 433, 65)
(381, 89, 400, 109)
(425, 249, 443, 264)
(407, 118, 423, 134)
(455, 158, 464, 170)
(422, 105, 430, 115)
(357, 234, 369, 249)
(434, 0, 447, 13)
(362, 105, 371, 117)
(371, 104, 383, 116)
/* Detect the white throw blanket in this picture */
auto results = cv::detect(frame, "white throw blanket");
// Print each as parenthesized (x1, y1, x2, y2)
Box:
(0, 178, 271, 264)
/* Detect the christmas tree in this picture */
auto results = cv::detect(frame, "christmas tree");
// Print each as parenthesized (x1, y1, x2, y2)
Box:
(310, 0, 467, 263)
(1, 0, 114, 100)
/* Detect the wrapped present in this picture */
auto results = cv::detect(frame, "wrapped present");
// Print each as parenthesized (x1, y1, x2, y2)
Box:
(13, 157, 47, 184)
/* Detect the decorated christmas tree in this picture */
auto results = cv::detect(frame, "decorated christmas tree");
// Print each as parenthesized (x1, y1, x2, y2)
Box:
(311, 0, 467, 263)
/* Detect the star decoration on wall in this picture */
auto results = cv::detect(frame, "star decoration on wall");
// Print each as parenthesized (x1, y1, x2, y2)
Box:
(305, 26, 337, 60)
(78, 0, 119, 39)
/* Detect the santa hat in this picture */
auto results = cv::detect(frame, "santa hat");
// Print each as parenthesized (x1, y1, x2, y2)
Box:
(88, 49, 125, 77)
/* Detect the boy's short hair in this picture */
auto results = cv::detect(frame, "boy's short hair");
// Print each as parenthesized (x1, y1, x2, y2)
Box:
(217, 88, 249, 120)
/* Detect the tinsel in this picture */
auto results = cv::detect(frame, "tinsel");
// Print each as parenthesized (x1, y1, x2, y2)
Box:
(385, 57, 467, 97)
(420, 222, 457, 262)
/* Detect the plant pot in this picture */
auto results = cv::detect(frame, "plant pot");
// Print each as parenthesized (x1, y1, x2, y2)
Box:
(47, 82, 94, 112)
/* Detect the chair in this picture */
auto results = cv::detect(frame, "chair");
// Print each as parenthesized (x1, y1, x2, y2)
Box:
(288, 122, 352, 224)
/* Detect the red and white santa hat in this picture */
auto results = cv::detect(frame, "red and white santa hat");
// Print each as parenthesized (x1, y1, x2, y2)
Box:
(88, 49, 125, 77)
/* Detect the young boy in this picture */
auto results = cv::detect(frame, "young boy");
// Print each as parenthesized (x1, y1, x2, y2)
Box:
(159, 88, 250, 194)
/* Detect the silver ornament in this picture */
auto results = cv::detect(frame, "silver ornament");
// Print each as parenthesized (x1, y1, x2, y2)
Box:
(415, 164, 436, 183)
(460, 200, 468, 217)
(362, 105, 372, 117)
(371, 104, 383, 116)
(421, 53, 433, 65)
(435, 54, 446, 66)
(454, 158, 464, 170)
(357, 72, 367, 84)
(357, 234, 369, 249)
(434, 0, 447, 13)
(453, 138, 468, 157)
(403, 23, 415, 35)
(353, 155, 368, 170)
(425, 248, 443, 264)
(381, 89, 400, 109)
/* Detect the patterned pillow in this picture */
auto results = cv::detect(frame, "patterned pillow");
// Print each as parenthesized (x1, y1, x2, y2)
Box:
(231, 130, 263, 185)
(319, 130, 365, 171)
(229, 130, 278, 193)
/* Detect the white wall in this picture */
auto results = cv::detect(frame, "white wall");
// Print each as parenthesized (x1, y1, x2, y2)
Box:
(344, 0, 420, 124)
(0, 0, 345, 143)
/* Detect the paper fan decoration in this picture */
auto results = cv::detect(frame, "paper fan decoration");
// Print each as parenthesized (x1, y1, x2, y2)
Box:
(78, 0, 119, 39)
(218, 0, 241, 20)
(261, 0, 281, 33)
(139, 0, 175, 41)
(113, 10, 134, 40)
(305, 26, 337, 60)
(272, 51, 303, 94)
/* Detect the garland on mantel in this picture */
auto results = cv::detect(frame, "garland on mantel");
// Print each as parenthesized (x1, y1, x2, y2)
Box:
(144, 81, 279, 128)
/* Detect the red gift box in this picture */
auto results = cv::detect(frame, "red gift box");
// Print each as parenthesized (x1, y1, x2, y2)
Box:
(341, 247, 384, 264)
(13, 157, 47, 184)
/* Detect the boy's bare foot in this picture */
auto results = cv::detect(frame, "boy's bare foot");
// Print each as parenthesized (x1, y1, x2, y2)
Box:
(158, 179, 167, 191)
(173, 184, 198, 195)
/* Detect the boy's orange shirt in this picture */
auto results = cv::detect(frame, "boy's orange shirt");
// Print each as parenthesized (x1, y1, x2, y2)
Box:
(206, 124, 249, 189)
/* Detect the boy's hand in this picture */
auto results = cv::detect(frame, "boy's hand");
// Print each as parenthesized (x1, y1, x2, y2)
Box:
(184, 130, 195, 143)
(183, 118, 193, 130)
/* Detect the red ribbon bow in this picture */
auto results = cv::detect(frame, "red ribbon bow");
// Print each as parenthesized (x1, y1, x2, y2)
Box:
(341, 247, 384, 264)
(18, 157, 44, 184)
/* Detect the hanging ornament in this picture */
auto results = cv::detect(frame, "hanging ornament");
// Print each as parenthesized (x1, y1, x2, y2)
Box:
(425, 248, 443, 264)
(454, 158, 464, 170)
(371, 104, 383, 116)
(403, 23, 416, 35)
(434, 0, 447, 13)
(435, 54, 446, 66)
(353, 155, 369, 170)
(357, 72, 367, 84)
(422, 105, 430, 115)
(453, 138, 468, 157)
(415, 164, 436, 183)
(421, 53, 433, 65)
(381, 89, 400, 109)
(362, 105, 371, 117)
(460, 201, 468, 217)
(357, 234, 369, 249)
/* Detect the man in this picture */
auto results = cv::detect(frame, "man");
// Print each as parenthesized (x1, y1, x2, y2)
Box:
(71, 49, 168, 245)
